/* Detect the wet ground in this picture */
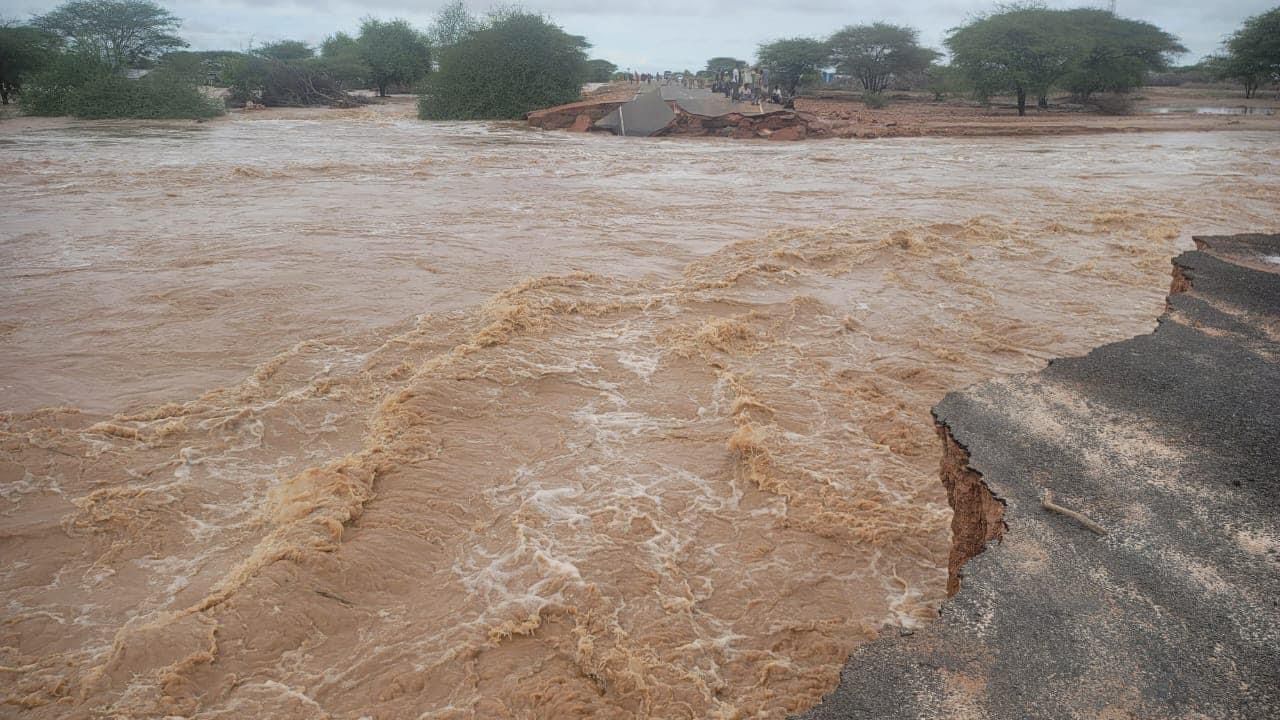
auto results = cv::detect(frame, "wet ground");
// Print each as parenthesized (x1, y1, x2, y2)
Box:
(1, 112, 1278, 718)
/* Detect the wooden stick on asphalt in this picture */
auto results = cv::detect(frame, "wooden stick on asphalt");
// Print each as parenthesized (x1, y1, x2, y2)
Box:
(1042, 489, 1108, 535)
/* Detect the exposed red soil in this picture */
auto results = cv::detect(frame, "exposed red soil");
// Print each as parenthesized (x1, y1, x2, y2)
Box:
(936, 421, 1006, 597)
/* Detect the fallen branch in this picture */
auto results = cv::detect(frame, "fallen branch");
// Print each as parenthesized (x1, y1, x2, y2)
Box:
(1042, 489, 1108, 535)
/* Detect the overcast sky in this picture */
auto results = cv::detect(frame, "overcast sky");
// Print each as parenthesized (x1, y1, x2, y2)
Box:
(1, 0, 1271, 71)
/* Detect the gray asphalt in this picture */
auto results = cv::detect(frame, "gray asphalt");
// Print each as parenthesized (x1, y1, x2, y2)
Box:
(796, 234, 1280, 719)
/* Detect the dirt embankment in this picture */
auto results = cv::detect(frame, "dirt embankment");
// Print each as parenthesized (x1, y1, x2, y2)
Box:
(797, 85, 1279, 138)
(528, 83, 1279, 140)
(935, 421, 1005, 597)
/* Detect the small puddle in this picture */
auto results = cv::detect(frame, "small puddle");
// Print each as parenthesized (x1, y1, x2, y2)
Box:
(1145, 106, 1275, 116)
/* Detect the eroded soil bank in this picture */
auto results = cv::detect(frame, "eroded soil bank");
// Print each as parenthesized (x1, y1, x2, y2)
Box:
(1, 114, 1278, 717)
(531, 83, 1279, 139)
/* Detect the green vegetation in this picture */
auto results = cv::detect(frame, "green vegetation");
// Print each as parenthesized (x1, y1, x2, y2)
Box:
(318, 32, 369, 89)
(828, 23, 939, 93)
(16, 0, 220, 118)
(255, 40, 314, 62)
(1059, 9, 1185, 100)
(1207, 6, 1280, 98)
(221, 52, 356, 107)
(32, 0, 186, 69)
(22, 52, 221, 118)
(418, 10, 588, 120)
(946, 5, 1185, 115)
(428, 0, 479, 49)
(705, 57, 746, 74)
(0, 25, 58, 105)
(755, 37, 828, 95)
(357, 18, 431, 97)
(585, 59, 618, 83)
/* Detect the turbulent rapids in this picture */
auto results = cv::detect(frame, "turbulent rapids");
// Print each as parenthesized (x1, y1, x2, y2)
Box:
(2, 111, 1278, 718)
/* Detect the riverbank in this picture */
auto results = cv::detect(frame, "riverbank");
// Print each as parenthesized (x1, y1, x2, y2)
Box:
(527, 82, 1279, 139)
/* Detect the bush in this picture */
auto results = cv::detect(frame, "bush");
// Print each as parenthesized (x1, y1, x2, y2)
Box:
(22, 53, 221, 118)
(68, 71, 222, 118)
(862, 92, 889, 109)
(418, 11, 588, 120)
(222, 53, 360, 107)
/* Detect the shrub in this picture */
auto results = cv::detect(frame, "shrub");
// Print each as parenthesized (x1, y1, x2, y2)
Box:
(222, 53, 360, 107)
(18, 51, 104, 115)
(418, 11, 588, 120)
(22, 53, 222, 118)
(862, 91, 889, 109)
(68, 70, 222, 118)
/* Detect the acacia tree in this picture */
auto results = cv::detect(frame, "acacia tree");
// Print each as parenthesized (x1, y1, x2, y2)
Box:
(1209, 6, 1280, 98)
(1060, 9, 1185, 101)
(827, 23, 938, 93)
(419, 10, 588, 120)
(255, 40, 313, 62)
(357, 18, 431, 97)
(31, 0, 186, 70)
(705, 56, 745, 75)
(319, 32, 370, 88)
(428, 0, 479, 49)
(756, 37, 828, 95)
(584, 58, 617, 82)
(946, 6, 1082, 116)
(0, 25, 58, 104)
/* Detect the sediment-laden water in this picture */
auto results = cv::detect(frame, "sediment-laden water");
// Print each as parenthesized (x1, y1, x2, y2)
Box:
(2, 111, 1277, 718)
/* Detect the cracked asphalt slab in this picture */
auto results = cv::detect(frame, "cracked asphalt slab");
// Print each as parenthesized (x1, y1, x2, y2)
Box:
(797, 234, 1280, 719)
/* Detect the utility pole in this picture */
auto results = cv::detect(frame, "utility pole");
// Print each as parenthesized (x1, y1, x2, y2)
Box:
(1108, 0, 1116, 13)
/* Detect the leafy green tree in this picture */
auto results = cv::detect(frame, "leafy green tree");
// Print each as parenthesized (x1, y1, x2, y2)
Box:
(584, 58, 616, 82)
(0, 25, 58, 104)
(1209, 6, 1280, 98)
(705, 57, 745, 75)
(946, 6, 1082, 116)
(756, 37, 828, 95)
(1059, 9, 1185, 100)
(319, 32, 370, 89)
(357, 17, 431, 97)
(31, 0, 186, 70)
(923, 63, 969, 101)
(255, 40, 313, 62)
(428, 0, 479, 49)
(827, 23, 938, 93)
(419, 11, 588, 120)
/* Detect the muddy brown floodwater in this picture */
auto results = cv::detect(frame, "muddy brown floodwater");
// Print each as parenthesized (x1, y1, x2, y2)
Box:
(1, 109, 1278, 719)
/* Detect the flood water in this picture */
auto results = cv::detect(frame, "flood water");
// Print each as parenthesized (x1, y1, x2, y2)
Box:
(2, 110, 1278, 718)
(1145, 106, 1276, 116)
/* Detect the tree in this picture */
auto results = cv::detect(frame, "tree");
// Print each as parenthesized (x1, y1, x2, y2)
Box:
(255, 40, 313, 62)
(0, 25, 58, 104)
(419, 11, 588, 120)
(705, 57, 745, 75)
(319, 32, 370, 89)
(357, 18, 431, 97)
(1060, 9, 1185, 100)
(428, 0, 479, 49)
(584, 58, 616, 83)
(1209, 7, 1280, 98)
(756, 37, 828, 95)
(827, 23, 938, 93)
(31, 0, 185, 70)
(946, 6, 1082, 116)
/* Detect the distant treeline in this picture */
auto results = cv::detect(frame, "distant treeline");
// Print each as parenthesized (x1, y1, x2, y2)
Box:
(733, 4, 1279, 114)
(0, 0, 1276, 120)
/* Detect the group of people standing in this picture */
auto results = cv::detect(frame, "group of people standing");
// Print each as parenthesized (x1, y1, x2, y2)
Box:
(711, 66, 784, 106)
(623, 67, 787, 106)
